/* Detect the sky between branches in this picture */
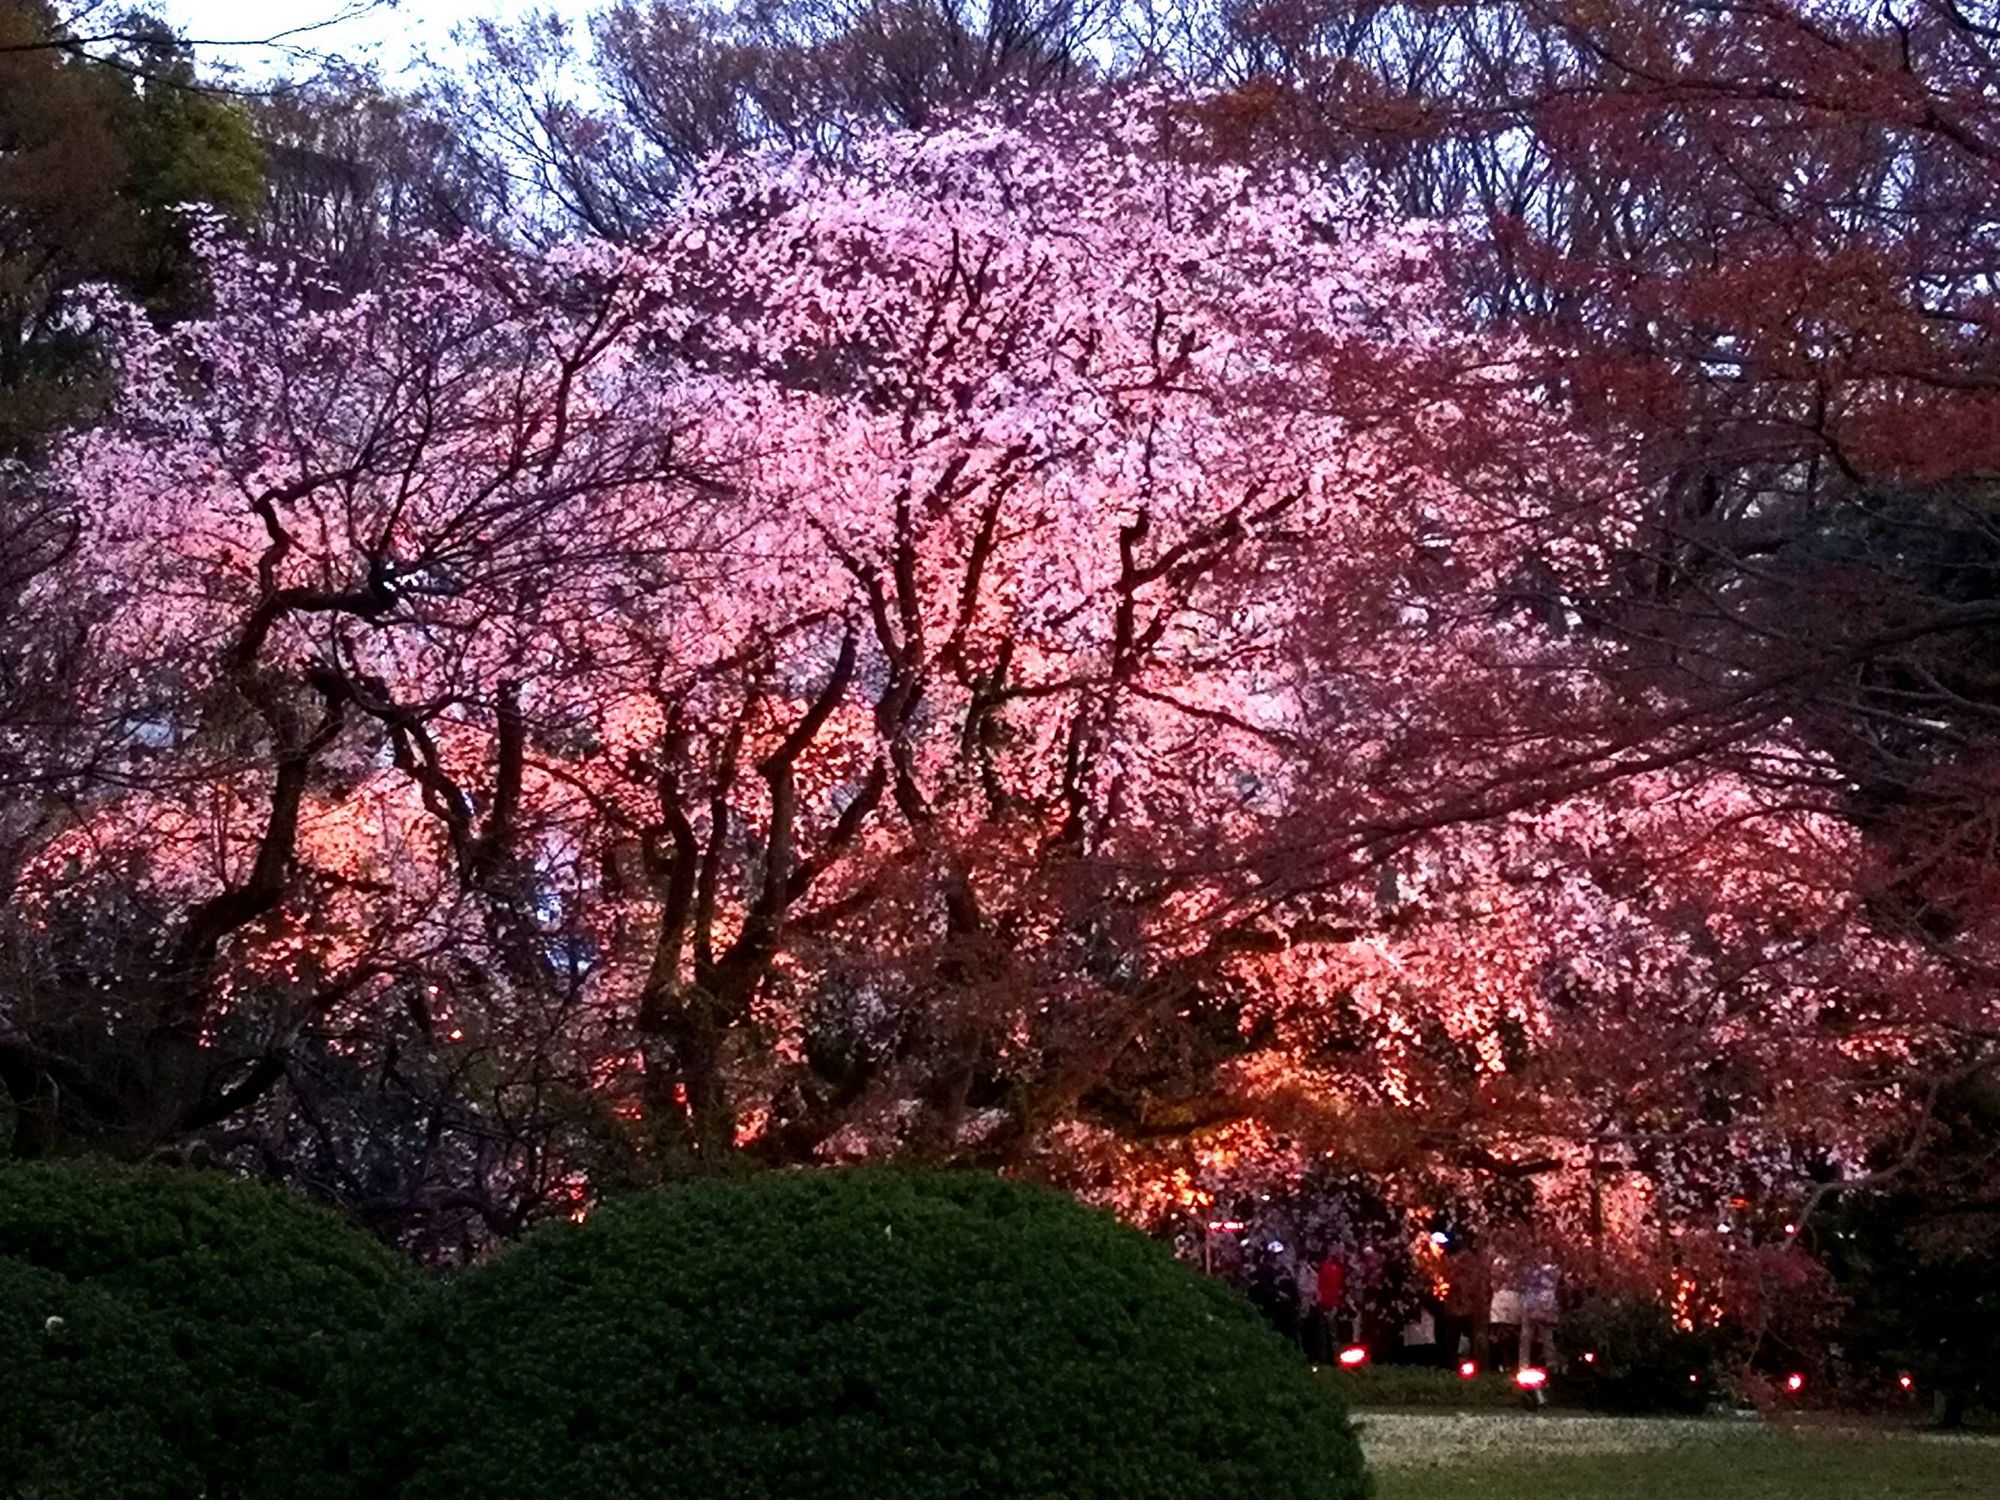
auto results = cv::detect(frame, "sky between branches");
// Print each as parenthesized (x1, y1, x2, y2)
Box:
(160, 0, 564, 79)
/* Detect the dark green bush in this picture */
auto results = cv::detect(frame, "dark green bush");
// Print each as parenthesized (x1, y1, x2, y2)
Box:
(1562, 1293, 1719, 1414)
(328, 1168, 1369, 1500)
(0, 1159, 414, 1498)
(0, 1257, 207, 1498)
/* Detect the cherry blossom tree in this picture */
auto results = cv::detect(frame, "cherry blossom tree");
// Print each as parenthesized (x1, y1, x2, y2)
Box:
(0, 223, 718, 1233)
(1133, 3, 2000, 1314)
(8, 85, 1990, 1288)
(579, 93, 1655, 1172)
(0, 94, 1600, 1217)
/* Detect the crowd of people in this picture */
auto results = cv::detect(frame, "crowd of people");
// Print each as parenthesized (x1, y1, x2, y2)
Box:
(1216, 1224, 1564, 1372)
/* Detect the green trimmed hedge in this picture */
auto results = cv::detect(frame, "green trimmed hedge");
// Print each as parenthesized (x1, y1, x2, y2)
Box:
(1323, 1364, 1528, 1409)
(325, 1169, 1370, 1500)
(0, 1160, 414, 1498)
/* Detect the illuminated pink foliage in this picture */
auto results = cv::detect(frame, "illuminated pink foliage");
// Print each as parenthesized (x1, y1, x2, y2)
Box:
(9, 94, 1990, 1264)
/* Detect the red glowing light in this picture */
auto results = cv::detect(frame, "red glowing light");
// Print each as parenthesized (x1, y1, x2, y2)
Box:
(1689, 1373, 1700, 1383)
(1514, 1366, 1548, 1389)
(1898, 1374, 1914, 1391)
(1784, 1373, 1805, 1394)
(1783, 1223, 1798, 1236)
(1458, 1360, 1478, 1379)
(1582, 1351, 1596, 1364)
(1337, 1345, 1369, 1368)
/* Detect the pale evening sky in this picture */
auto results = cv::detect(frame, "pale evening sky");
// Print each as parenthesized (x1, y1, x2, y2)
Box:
(156, 0, 577, 79)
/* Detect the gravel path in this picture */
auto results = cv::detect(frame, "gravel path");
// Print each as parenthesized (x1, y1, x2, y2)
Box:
(1356, 1411, 1756, 1468)
(1354, 1410, 2000, 1470)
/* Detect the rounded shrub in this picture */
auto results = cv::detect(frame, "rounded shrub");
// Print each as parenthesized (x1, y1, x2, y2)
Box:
(0, 1257, 204, 1498)
(329, 1168, 1369, 1500)
(0, 1159, 415, 1498)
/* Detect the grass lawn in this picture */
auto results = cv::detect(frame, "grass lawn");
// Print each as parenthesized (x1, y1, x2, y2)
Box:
(1359, 1412, 2000, 1499)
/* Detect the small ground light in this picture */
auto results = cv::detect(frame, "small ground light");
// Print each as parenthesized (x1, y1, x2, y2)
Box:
(1785, 1373, 1805, 1394)
(1690, 1373, 1701, 1384)
(1206, 1220, 1245, 1233)
(1783, 1222, 1798, 1236)
(1899, 1374, 1915, 1391)
(1429, 1230, 1451, 1248)
(1514, 1367, 1548, 1390)
(1458, 1360, 1478, 1379)
(1582, 1352, 1597, 1364)
(1337, 1345, 1369, 1368)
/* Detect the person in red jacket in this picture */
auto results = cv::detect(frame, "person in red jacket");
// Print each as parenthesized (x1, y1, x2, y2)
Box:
(1316, 1255, 1348, 1354)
